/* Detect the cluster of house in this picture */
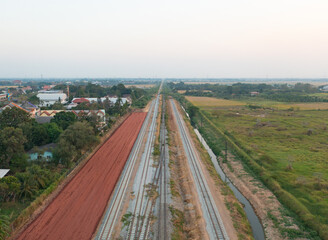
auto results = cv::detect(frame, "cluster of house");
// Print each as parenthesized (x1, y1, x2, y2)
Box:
(0, 88, 131, 125)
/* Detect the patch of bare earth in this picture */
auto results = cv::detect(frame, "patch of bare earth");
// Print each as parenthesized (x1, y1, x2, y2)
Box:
(220, 152, 302, 239)
(167, 99, 208, 240)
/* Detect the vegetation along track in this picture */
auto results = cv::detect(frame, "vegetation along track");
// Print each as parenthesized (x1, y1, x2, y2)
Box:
(170, 99, 229, 240)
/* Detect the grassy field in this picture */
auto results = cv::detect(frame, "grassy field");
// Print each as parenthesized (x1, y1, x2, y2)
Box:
(125, 84, 155, 88)
(186, 96, 245, 108)
(188, 96, 328, 238)
(187, 95, 328, 110)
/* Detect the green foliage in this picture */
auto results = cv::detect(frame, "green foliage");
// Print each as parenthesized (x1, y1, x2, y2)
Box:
(131, 86, 158, 108)
(0, 176, 20, 202)
(169, 82, 326, 103)
(0, 107, 31, 129)
(44, 122, 62, 142)
(53, 121, 98, 166)
(186, 98, 327, 239)
(27, 95, 40, 105)
(0, 213, 10, 239)
(0, 127, 27, 168)
(50, 111, 77, 130)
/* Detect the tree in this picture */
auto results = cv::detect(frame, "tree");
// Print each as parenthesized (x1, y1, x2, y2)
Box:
(50, 111, 77, 130)
(50, 102, 65, 110)
(0, 214, 10, 239)
(0, 176, 20, 202)
(44, 122, 62, 142)
(53, 121, 98, 166)
(0, 107, 31, 129)
(19, 121, 35, 150)
(31, 124, 49, 146)
(60, 121, 98, 154)
(28, 95, 40, 105)
(0, 127, 27, 168)
(53, 139, 77, 167)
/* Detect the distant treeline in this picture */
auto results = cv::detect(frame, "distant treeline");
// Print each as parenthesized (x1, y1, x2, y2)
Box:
(168, 82, 328, 102)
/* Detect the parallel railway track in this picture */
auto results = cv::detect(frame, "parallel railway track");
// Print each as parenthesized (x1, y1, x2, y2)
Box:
(170, 99, 229, 240)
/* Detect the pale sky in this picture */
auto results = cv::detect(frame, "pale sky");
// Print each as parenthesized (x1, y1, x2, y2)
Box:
(0, 0, 327, 78)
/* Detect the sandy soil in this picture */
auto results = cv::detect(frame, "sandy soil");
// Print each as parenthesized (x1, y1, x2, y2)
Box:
(15, 113, 146, 240)
(167, 99, 209, 240)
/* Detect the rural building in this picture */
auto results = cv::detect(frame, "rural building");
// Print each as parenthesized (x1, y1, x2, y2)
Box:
(250, 91, 259, 96)
(42, 85, 56, 91)
(0, 169, 10, 178)
(37, 90, 67, 107)
(0, 93, 7, 101)
(72, 97, 128, 105)
(38, 109, 106, 123)
(0, 101, 39, 117)
(20, 101, 39, 117)
(13, 80, 22, 85)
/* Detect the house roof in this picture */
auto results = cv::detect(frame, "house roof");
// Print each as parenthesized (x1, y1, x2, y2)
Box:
(72, 98, 90, 103)
(1, 102, 29, 113)
(0, 169, 10, 178)
(37, 93, 67, 101)
(35, 116, 53, 124)
(21, 101, 38, 109)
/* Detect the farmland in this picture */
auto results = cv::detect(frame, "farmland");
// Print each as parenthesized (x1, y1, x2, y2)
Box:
(186, 95, 328, 238)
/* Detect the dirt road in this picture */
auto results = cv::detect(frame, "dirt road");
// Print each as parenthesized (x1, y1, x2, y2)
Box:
(16, 112, 147, 240)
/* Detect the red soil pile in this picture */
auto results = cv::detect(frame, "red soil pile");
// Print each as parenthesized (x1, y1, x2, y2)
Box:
(17, 112, 147, 240)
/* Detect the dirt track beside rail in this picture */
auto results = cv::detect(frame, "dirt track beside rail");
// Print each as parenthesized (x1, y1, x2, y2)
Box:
(17, 112, 147, 240)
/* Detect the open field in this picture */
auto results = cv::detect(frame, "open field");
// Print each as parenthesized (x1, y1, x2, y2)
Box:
(0, 85, 18, 89)
(125, 84, 155, 88)
(173, 81, 328, 86)
(16, 113, 146, 240)
(188, 96, 328, 110)
(187, 96, 328, 238)
(186, 96, 245, 108)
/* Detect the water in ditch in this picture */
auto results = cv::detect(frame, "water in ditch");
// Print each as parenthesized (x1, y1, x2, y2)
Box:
(194, 129, 266, 240)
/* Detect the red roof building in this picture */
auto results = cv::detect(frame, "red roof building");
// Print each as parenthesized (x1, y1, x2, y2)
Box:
(72, 98, 90, 104)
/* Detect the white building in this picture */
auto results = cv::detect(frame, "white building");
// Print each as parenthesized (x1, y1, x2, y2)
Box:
(37, 90, 67, 107)
(67, 97, 128, 109)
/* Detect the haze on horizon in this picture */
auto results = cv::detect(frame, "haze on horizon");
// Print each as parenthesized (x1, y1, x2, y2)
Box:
(1, 0, 327, 79)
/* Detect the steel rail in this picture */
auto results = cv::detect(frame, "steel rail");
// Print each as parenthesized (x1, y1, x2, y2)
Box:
(96, 100, 156, 240)
(127, 86, 162, 239)
(170, 99, 229, 240)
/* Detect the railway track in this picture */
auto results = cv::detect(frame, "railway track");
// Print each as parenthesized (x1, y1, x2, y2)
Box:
(126, 85, 162, 240)
(95, 100, 156, 240)
(96, 83, 163, 240)
(170, 99, 229, 240)
(157, 97, 169, 240)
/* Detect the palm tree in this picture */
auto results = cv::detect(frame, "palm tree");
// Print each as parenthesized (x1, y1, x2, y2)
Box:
(0, 214, 10, 239)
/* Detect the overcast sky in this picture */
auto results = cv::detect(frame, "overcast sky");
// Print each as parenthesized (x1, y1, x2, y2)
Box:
(0, 0, 327, 78)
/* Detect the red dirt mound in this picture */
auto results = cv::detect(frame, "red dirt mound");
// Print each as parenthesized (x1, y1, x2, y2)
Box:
(17, 112, 147, 240)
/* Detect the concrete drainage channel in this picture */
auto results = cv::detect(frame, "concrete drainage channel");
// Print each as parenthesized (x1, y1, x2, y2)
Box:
(194, 129, 266, 240)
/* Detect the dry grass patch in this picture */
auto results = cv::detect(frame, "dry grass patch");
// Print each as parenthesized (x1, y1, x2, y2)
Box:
(186, 96, 245, 107)
(275, 102, 328, 110)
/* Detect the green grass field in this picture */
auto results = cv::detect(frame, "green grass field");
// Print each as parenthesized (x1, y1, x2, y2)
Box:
(188, 96, 328, 238)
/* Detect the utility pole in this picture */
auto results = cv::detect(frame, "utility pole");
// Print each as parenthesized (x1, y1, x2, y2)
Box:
(225, 140, 228, 163)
